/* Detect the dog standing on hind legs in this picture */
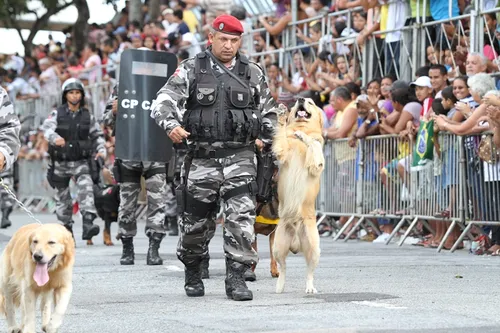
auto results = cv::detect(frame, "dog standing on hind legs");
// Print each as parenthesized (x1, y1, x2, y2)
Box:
(271, 97, 325, 294)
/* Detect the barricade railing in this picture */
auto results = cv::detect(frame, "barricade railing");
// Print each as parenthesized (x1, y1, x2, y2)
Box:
(316, 132, 495, 252)
(15, 159, 149, 221)
(17, 158, 56, 213)
(13, 81, 113, 131)
(450, 133, 500, 252)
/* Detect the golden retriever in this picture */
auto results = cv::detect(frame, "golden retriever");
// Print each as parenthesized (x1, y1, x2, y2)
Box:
(0, 223, 75, 333)
(272, 97, 325, 294)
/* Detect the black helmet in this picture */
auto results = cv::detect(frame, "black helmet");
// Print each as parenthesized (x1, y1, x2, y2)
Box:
(62, 78, 85, 105)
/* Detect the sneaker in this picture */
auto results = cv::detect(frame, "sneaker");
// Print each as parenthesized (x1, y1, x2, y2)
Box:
(373, 233, 391, 243)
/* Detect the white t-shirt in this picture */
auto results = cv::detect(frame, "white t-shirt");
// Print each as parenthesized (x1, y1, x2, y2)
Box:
(385, 0, 408, 43)
(182, 33, 202, 58)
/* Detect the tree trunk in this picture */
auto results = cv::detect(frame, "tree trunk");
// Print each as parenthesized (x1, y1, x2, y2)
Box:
(73, 0, 90, 54)
(148, 0, 160, 23)
(128, 0, 143, 24)
(4, 0, 75, 57)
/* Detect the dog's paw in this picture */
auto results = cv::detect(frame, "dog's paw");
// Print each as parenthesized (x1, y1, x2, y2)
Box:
(305, 286, 318, 294)
(86, 239, 94, 246)
(104, 241, 114, 246)
(270, 270, 279, 278)
(8, 327, 21, 333)
(293, 130, 306, 141)
(43, 323, 58, 333)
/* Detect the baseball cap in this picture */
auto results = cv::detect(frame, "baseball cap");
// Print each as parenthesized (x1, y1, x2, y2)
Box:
(410, 76, 432, 88)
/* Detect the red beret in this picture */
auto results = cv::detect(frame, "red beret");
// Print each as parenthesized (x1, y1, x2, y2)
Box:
(212, 14, 244, 36)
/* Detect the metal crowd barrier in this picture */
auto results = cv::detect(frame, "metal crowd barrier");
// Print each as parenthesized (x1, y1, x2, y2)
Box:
(13, 81, 113, 133)
(316, 132, 500, 253)
(15, 159, 148, 221)
(17, 159, 56, 213)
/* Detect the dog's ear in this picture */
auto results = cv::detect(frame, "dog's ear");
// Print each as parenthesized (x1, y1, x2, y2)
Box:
(28, 230, 36, 248)
(61, 226, 76, 259)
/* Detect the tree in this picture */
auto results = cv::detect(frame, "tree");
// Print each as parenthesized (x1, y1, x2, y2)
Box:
(72, 0, 90, 53)
(0, 0, 75, 56)
(148, 0, 160, 23)
(128, 0, 142, 24)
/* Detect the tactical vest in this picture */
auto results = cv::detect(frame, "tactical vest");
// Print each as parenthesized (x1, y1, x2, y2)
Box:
(49, 105, 93, 161)
(184, 52, 261, 144)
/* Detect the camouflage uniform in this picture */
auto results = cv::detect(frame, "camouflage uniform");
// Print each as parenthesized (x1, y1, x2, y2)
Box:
(0, 87, 21, 229)
(41, 107, 106, 233)
(104, 84, 167, 266)
(151, 49, 279, 298)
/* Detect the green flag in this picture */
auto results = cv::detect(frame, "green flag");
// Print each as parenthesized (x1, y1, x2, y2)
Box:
(411, 120, 434, 171)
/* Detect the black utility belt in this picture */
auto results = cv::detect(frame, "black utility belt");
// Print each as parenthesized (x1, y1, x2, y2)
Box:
(191, 146, 254, 159)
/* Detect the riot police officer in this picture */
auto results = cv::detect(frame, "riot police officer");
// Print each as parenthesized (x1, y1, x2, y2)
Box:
(103, 83, 168, 266)
(0, 87, 21, 229)
(151, 14, 281, 301)
(41, 79, 104, 240)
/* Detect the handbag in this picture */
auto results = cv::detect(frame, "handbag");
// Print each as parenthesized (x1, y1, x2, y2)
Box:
(477, 134, 500, 164)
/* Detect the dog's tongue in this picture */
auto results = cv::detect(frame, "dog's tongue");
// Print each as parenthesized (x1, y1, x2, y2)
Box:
(297, 110, 307, 118)
(34, 263, 49, 286)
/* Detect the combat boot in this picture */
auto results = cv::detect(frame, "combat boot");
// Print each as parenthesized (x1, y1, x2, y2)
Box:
(225, 259, 253, 301)
(201, 256, 210, 279)
(0, 207, 12, 229)
(82, 212, 100, 240)
(168, 216, 179, 236)
(184, 264, 204, 297)
(147, 233, 164, 265)
(243, 267, 256, 282)
(120, 237, 135, 265)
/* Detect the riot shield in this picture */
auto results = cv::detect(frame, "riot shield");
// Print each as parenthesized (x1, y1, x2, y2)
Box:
(115, 49, 177, 163)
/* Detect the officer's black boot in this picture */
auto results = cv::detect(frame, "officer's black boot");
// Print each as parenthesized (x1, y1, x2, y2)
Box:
(184, 264, 204, 297)
(200, 256, 210, 279)
(120, 237, 135, 265)
(168, 216, 179, 236)
(82, 212, 100, 240)
(146, 233, 164, 265)
(0, 207, 12, 229)
(225, 259, 253, 301)
(243, 267, 257, 282)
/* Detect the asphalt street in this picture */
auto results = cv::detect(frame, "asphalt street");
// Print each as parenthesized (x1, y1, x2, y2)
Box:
(0, 212, 499, 333)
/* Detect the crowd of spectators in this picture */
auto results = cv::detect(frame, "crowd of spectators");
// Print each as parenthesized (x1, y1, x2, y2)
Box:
(2, 0, 500, 253)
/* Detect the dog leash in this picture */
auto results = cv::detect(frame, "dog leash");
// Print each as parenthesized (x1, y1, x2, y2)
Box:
(0, 177, 43, 225)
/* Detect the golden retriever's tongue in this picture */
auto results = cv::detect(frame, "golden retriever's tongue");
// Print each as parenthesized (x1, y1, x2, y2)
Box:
(34, 263, 49, 286)
(297, 110, 307, 117)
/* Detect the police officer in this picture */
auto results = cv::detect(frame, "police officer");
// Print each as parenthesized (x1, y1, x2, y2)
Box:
(0, 87, 21, 228)
(41, 79, 104, 240)
(151, 14, 281, 301)
(103, 83, 168, 266)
